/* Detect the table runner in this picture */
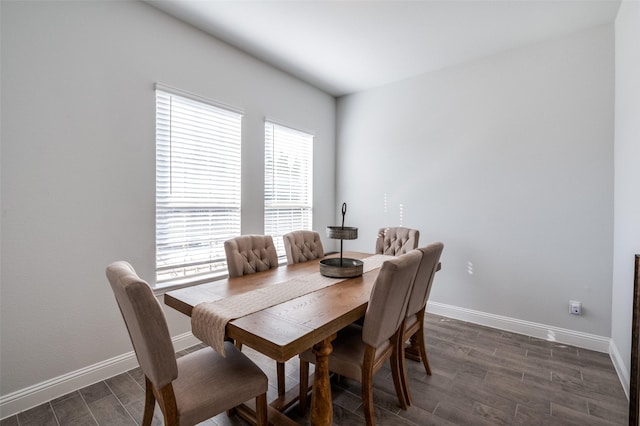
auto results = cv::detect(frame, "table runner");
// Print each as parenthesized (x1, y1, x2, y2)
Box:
(192, 254, 394, 356)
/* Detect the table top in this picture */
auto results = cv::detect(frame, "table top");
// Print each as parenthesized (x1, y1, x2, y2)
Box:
(164, 252, 379, 362)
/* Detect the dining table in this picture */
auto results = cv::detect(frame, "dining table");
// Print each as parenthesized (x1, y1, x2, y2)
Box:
(164, 251, 386, 426)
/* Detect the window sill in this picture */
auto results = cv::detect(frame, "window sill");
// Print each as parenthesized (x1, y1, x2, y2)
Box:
(153, 258, 289, 295)
(153, 270, 228, 295)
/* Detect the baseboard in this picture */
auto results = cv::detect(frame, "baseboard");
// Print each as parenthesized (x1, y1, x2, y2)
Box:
(426, 301, 611, 353)
(0, 332, 200, 420)
(610, 338, 631, 400)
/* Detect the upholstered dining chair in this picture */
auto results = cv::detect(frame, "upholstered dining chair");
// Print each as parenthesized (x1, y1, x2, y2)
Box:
(224, 234, 279, 278)
(223, 234, 287, 396)
(298, 250, 422, 425)
(375, 227, 420, 256)
(398, 242, 444, 406)
(283, 230, 324, 265)
(106, 261, 268, 426)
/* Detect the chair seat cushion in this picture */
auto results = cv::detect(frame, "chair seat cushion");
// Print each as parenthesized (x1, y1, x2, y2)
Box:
(300, 324, 390, 381)
(174, 342, 268, 425)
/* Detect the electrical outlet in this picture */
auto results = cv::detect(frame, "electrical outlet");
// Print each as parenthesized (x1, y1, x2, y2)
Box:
(570, 300, 582, 315)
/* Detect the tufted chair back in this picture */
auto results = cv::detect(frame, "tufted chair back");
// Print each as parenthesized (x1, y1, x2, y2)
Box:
(283, 230, 324, 265)
(224, 235, 279, 278)
(375, 227, 420, 256)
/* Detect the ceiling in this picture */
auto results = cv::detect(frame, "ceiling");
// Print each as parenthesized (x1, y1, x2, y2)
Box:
(147, 0, 621, 97)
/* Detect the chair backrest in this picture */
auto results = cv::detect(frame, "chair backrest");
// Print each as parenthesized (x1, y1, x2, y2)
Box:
(106, 261, 178, 389)
(362, 249, 422, 348)
(406, 242, 444, 318)
(283, 230, 324, 265)
(375, 227, 420, 256)
(224, 235, 279, 278)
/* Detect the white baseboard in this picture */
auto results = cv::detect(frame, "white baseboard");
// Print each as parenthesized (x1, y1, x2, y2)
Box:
(609, 339, 631, 399)
(426, 301, 611, 353)
(0, 332, 200, 420)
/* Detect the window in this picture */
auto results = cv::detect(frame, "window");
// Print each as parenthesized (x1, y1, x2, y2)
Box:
(156, 86, 242, 285)
(264, 121, 314, 257)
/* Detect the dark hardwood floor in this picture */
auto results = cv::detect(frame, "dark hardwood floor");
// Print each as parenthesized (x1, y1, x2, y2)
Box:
(1, 314, 628, 425)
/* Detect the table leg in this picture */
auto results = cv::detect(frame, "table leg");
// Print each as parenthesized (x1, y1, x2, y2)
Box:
(277, 361, 286, 397)
(310, 334, 336, 426)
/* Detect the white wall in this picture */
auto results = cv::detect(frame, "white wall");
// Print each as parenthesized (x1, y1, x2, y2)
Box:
(337, 25, 614, 338)
(0, 0, 335, 404)
(611, 0, 640, 395)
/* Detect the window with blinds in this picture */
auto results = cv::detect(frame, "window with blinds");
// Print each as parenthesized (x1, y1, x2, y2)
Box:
(156, 88, 241, 285)
(264, 121, 314, 258)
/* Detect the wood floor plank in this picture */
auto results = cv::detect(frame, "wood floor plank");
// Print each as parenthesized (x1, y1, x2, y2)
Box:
(433, 401, 495, 426)
(86, 394, 136, 426)
(587, 397, 629, 424)
(104, 373, 144, 406)
(551, 402, 621, 426)
(16, 403, 58, 426)
(514, 403, 578, 426)
(0, 416, 19, 426)
(50, 391, 94, 425)
(78, 381, 113, 405)
(470, 401, 513, 425)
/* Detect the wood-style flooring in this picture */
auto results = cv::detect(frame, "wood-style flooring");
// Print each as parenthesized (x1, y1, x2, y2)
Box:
(0, 314, 628, 425)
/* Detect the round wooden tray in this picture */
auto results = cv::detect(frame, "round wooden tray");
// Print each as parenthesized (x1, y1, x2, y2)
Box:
(319, 257, 364, 278)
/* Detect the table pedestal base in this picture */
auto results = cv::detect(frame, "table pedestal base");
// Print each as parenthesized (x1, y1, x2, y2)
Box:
(310, 334, 336, 426)
(405, 334, 422, 362)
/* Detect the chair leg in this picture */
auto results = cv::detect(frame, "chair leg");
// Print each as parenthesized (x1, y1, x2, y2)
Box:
(142, 377, 156, 426)
(277, 361, 286, 397)
(255, 393, 268, 426)
(362, 376, 376, 426)
(418, 329, 432, 375)
(362, 347, 377, 426)
(416, 312, 432, 376)
(399, 348, 413, 407)
(299, 359, 309, 416)
(392, 331, 410, 408)
(156, 383, 179, 426)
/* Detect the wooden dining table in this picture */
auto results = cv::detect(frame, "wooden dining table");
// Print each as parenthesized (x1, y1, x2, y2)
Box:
(164, 251, 382, 426)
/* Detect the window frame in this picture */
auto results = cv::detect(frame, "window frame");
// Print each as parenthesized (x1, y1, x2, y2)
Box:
(264, 120, 314, 259)
(155, 84, 243, 287)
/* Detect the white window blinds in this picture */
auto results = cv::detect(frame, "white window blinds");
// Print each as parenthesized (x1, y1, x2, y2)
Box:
(156, 88, 241, 285)
(264, 121, 313, 257)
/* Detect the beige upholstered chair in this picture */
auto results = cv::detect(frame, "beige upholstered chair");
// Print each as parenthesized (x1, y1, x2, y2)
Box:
(283, 230, 324, 265)
(399, 242, 444, 406)
(375, 227, 420, 256)
(223, 234, 287, 396)
(106, 261, 268, 426)
(224, 235, 279, 278)
(298, 250, 422, 425)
